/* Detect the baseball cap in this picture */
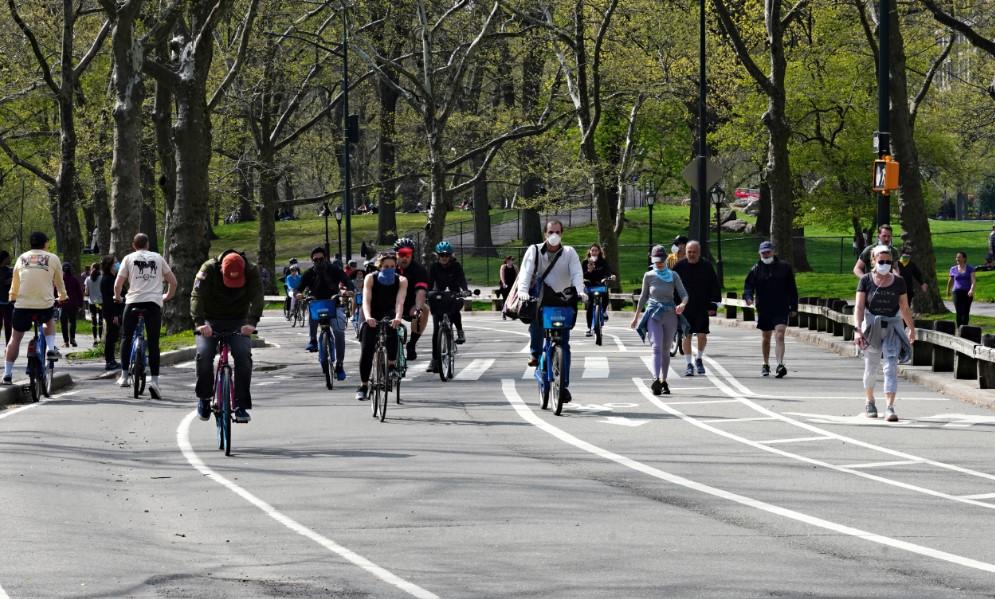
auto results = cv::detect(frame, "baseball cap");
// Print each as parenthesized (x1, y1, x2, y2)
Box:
(650, 245, 668, 260)
(759, 241, 774, 252)
(221, 253, 246, 288)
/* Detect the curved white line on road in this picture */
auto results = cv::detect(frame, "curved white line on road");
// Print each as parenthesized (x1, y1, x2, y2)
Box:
(501, 379, 995, 574)
(0, 391, 79, 422)
(175, 411, 438, 599)
(632, 379, 995, 511)
(0, 581, 10, 599)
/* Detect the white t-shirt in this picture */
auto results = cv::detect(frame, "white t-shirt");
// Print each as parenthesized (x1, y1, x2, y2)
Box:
(118, 250, 172, 306)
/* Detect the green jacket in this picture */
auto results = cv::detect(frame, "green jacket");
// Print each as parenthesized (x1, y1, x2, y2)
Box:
(190, 250, 264, 327)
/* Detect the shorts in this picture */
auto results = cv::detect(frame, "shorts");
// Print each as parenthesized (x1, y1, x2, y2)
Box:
(12, 307, 55, 333)
(757, 311, 790, 331)
(683, 309, 710, 335)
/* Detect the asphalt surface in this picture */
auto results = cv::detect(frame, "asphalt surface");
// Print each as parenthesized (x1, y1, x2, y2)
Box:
(2, 311, 994, 598)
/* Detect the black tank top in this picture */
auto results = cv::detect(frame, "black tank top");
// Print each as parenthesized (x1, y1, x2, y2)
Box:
(369, 275, 400, 320)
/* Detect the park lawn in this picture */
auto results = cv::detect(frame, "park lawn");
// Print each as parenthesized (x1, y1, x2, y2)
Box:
(67, 329, 196, 362)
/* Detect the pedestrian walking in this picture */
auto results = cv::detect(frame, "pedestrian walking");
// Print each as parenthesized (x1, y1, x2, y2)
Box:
(60, 262, 84, 347)
(99, 256, 121, 371)
(673, 240, 720, 375)
(897, 246, 928, 310)
(666, 235, 688, 269)
(987, 225, 995, 263)
(853, 224, 900, 278)
(854, 245, 916, 422)
(946, 251, 976, 327)
(498, 255, 517, 320)
(631, 245, 688, 395)
(743, 241, 798, 378)
(0, 251, 13, 344)
(83, 262, 103, 345)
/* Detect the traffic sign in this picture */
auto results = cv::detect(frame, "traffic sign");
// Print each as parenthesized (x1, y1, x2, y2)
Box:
(683, 157, 723, 192)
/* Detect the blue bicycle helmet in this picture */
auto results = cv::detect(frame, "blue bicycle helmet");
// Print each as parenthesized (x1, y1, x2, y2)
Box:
(435, 241, 453, 255)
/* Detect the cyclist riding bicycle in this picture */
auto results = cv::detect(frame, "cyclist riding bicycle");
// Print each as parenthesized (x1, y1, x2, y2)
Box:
(518, 220, 586, 404)
(114, 233, 178, 399)
(393, 238, 429, 361)
(426, 241, 469, 373)
(284, 265, 302, 320)
(295, 246, 354, 379)
(3, 232, 68, 385)
(583, 243, 615, 337)
(191, 250, 263, 423)
(356, 251, 407, 401)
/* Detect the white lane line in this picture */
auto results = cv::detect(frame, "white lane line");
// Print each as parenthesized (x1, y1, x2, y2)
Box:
(503, 379, 995, 575)
(659, 399, 739, 406)
(703, 356, 995, 484)
(959, 492, 995, 500)
(699, 416, 777, 424)
(639, 356, 682, 382)
(757, 436, 833, 445)
(635, 378, 995, 511)
(582, 356, 609, 379)
(176, 412, 438, 599)
(0, 390, 79, 422)
(519, 343, 532, 354)
(462, 324, 532, 338)
(604, 332, 627, 352)
(454, 359, 494, 381)
(838, 460, 925, 470)
(0, 581, 9, 599)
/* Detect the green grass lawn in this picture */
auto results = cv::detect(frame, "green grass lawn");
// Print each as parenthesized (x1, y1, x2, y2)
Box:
(67, 328, 195, 362)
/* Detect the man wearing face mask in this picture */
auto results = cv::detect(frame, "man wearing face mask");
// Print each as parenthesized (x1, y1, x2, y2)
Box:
(673, 240, 720, 375)
(295, 246, 354, 380)
(853, 224, 900, 278)
(666, 235, 688, 269)
(517, 220, 586, 403)
(744, 241, 798, 378)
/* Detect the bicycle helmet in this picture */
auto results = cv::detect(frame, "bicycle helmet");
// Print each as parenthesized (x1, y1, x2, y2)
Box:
(435, 241, 453, 255)
(393, 237, 416, 251)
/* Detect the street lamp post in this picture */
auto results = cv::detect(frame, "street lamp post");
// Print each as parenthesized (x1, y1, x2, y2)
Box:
(334, 205, 343, 259)
(646, 183, 656, 251)
(711, 186, 725, 288)
(321, 202, 330, 258)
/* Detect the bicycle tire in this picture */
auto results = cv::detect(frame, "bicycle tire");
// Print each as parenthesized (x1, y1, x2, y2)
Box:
(670, 328, 684, 357)
(594, 305, 603, 347)
(439, 323, 453, 382)
(377, 344, 389, 422)
(394, 371, 402, 404)
(28, 366, 39, 403)
(214, 370, 224, 450)
(551, 345, 565, 416)
(43, 361, 54, 398)
(445, 323, 455, 380)
(321, 330, 334, 390)
(538, 352, 550, 410)
(371, 346, 383, 418)
(220, 366, 233, 456)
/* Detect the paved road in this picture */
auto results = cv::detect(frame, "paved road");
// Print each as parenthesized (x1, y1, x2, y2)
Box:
(2, 312, 994, 598)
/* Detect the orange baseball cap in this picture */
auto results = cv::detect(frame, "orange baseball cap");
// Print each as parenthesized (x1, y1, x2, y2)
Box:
(221, 253, 246, 288)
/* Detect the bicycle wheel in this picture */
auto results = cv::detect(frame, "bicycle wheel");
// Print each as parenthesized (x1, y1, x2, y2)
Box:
(320, 330, 334, 390)
(538, 352, 550, 410)
(220, 366, 233, 456)
(371, 346, 384, 418)
(439, 324, 453, 382)
(394, 371, 402, 404)
(377, 345, 389, 422)
(551, 345, 565, 416)
(43, 361, 54, 398)
(670, 327, 683, 357)
(27, 361, 39, 402)
(132, 343, 146, 398)
(283, 299, 290, 320)
(593, 305, 603, 346)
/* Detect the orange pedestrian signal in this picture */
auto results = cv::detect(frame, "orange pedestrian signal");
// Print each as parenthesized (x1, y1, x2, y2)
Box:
(872, 156, 899, 193)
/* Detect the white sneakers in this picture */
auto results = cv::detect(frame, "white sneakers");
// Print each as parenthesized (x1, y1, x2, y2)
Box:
(117, 374, 131, 387)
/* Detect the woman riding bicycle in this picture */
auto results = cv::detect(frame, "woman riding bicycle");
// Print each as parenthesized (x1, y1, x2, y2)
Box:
(355, 251, 407, 401)
(284, 265, 302, 320)
(583, 243, 614, 337)
(426, 241, 469, 373)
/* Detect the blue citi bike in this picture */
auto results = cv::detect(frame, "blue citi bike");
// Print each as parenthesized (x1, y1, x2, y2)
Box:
(585, 276, 613, 346)
(127, 309, 150, 399)
(310, 294, 345, 390)
(25, 312, 57, 401)
(534, 292, 578, 416)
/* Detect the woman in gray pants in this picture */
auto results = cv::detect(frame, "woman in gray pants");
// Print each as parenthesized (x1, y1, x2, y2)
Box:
(631, 245, 689, 395)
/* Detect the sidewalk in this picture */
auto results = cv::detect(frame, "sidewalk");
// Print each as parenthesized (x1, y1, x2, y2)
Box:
(944, 299, 995, 319)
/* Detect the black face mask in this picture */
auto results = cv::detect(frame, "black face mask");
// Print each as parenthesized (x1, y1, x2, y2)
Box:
(312, 257, 325, 266)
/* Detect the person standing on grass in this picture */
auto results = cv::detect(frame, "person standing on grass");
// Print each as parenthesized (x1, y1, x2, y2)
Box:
(744, 241, 798, 378)
(854, 245, 915, 422)
(673, 240, 720, 376)
(947, 251, 976, 327)
(631, 245, 688, 395)
(987, 225, 995, 264)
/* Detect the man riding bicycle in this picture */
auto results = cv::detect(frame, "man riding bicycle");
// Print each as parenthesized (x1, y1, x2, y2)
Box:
(113, 233, 177, 399)
(518, 220, 585, 404)
(295, 246, 354, 380)
(3, 232, 68, 385)
(191, 250, 263, 423)
(393, 238, 429, 361)
(355, 251, 407, 401)
(426, 241, 469, 373)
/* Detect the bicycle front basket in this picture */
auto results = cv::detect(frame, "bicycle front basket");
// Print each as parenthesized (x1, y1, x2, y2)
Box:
(542, 306, 575, 330)
(309, 299, 336, 321)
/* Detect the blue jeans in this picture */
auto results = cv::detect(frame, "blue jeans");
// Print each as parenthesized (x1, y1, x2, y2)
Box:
(530, 317, 572, 388)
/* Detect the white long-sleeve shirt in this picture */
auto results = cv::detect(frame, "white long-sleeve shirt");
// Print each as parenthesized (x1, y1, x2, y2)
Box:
(516, 243, 584, 299)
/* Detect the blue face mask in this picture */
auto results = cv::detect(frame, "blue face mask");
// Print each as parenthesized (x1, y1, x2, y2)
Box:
(378, 268, 397, 285)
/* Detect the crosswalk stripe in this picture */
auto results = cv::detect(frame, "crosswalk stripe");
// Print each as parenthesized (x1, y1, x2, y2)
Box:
(455, 359, 495, 381)
(582, 356, 609, 378)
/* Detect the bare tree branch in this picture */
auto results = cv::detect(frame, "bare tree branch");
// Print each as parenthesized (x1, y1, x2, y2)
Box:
(920, 0, 995, 56)
(274, 70, 374, 152)
(613, 94, 644, 237)
(73, 19, 112, 79)
(0, 136, 57, 186)
(910, 33, 954, 129)
(7, 0, 61, 95)
(208, 0, 260, 111)
(712, 0, 775, 95)
(587, 0, 619, 149)
(780, 0, 810, 29)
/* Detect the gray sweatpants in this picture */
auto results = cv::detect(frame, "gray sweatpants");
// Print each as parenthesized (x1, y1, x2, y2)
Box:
(645, 311, 678, 380)
(863, 350, 898, 394)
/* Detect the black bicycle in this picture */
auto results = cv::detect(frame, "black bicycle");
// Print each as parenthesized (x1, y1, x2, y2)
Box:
(371, 318, 406, 422)
(25, 313, 56, 401)
(429, 289, 478, 381)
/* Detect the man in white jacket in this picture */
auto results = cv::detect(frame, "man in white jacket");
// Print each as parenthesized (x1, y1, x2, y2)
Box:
(517, 220, 586, 403)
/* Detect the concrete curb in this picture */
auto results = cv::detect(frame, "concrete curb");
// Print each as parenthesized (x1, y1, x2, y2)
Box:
(712, 317, 995, 411)
(0, 372, 74, 408)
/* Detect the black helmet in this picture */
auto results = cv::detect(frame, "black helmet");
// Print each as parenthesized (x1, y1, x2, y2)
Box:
(393, 237, 416, 251)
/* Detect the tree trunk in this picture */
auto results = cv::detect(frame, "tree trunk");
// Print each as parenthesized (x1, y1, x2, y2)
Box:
(107, 2, 146, 259)
(423, 147, 448, 262)
(88, 151, 112, 256)
(153, 59, 176, 262)
(757, 180, 772, 237)
(55, 94, 82, 269)
(256, 156, 279, 295)
(471, 153, 496, 256)
(888, 7, 945, 313)
(236, 155, 254, 222)
(376, 77, 399, 244)
(765, 102, 794, 267)
(140, 138, 159, 252)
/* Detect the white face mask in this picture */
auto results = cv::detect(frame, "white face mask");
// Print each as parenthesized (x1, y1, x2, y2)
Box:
(671, 244, 680, 254)
(875, 262, 892, 275)
(546, 233, 562, 247)
(761, 256, 774, 265)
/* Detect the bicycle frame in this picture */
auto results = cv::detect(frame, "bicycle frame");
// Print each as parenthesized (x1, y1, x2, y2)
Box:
(128, 312, 148, 372)
(534, 306, 575, 407)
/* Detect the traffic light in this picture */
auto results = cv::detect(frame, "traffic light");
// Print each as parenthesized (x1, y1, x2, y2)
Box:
(872, 156, 899, 193)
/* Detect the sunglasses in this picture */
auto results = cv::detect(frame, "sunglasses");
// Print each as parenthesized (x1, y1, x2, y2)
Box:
(877, 260, 893, 265)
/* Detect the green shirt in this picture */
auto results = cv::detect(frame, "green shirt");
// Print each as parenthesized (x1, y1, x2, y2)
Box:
(190, 251, 264, 327)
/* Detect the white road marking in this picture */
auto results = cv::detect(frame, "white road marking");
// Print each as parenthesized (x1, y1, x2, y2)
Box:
(604, 332, 627, 352)
(698, 416, 777, 424)
(640, 356, 682, 382)
(503, 379, 995, 574)
(659, 399, 738, 406)
(454, 359, 494, 381)
(0, 390, 78, 422)
(0, 581, 9, 599)
(599, 416, 648, 427)
(519, 343, 532, 354)
(175, 411, 438, 599)
(838, 460, 925, 470)
(960, 492, 995, 500)
(582, 356, 609, 379)
(522, 365, 533, 380)
(757, 436, 833, 445)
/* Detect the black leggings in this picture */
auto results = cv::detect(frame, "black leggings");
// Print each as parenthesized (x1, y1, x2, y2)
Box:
(121, 302, 162, 376)
(104, 314, 120, 365)
(359, 322, 398, 383)
(0, 304, 12, 344)
(60, 308, 77, 344)
(953, 289, 973, 327)
(89, 304, 103, 339)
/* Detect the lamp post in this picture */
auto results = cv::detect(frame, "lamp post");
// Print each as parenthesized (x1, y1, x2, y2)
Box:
(711, 186, 725, 288)
(334, 205, 343, 259)
(321, 202, 331, 258)
(646, 183, 656, 251)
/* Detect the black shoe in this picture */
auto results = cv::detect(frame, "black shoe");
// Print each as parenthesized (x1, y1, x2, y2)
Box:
(406, 342, 417, 361)
(426, 359, 438, 373)
(761, 364, 771, 377)
(70, 339, 77, 347)
(456, 330, 466, 344)
(197, 399, 211, 421)
(234, 407, 251, 423)
(651, 379, 663, 396)
(661, 380, 670, 395)
(528, 356, 538, 367)
(355, 386, 368, 401)
(105, 361, 121, 371)
(561, 388, 572, 404)
(775, 364, 788, 378)
(1, 375, 12, 386)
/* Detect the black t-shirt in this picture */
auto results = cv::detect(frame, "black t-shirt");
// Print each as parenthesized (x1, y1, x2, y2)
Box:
(368, 275, 400, 320)
(858, 273, 907, 316)
(299, 262, 354, 300)
(398, 260, 429, 308)
(674, 258, 720, 313)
